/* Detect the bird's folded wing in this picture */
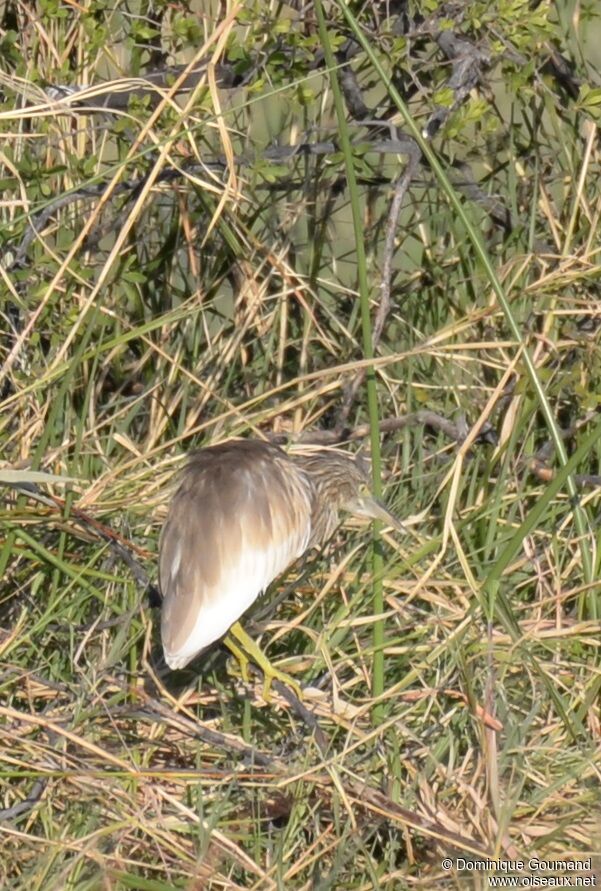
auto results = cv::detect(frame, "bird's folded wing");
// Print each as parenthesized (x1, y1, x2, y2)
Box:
(160, 459, 313, 668)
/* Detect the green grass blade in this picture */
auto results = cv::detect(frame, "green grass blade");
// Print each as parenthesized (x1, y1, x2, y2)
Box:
(315, 0, 386, 718)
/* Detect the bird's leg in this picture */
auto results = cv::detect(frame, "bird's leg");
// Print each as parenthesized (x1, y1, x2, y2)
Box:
(223, 634, 251, 683)
(226, 621, 302, 700)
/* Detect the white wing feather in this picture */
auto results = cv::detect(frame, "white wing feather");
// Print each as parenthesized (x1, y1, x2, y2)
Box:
(162, 482, 312, 669)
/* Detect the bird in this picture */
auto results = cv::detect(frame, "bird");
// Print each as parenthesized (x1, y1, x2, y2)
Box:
(158, 438, 402, 693)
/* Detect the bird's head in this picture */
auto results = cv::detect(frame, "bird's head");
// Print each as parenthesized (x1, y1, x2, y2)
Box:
(293, 448, 403, 539)
(339, 455, 404, 532)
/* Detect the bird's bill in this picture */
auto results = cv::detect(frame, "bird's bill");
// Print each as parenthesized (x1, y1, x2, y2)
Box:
(352, 495, 405, 533)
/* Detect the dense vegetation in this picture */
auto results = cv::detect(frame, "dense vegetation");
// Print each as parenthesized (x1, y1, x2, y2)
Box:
(1, 0, 600, 887)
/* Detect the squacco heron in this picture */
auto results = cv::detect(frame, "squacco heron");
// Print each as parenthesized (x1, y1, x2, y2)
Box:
(159, 439, 401, 691)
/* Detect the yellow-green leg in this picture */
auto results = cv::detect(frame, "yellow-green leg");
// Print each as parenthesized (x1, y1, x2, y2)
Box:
(223, 634, 251, 683)
(225, 621, 302, 699)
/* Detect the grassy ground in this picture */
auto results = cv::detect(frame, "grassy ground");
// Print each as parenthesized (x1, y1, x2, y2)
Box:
(1, 1, 600, 888)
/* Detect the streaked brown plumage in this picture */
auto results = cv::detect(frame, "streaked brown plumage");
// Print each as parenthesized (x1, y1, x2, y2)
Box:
(159, 439, 401, 672)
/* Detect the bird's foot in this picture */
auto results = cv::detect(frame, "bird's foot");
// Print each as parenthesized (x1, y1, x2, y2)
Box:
(225, 622, 302, 701)
(258, 661, 302, 701)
